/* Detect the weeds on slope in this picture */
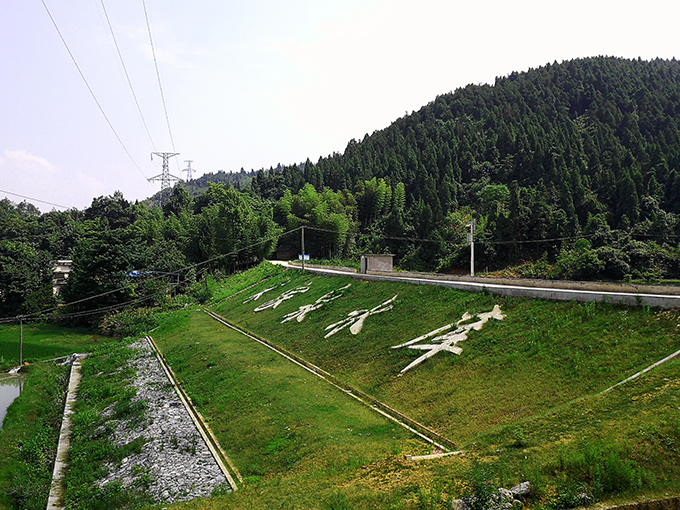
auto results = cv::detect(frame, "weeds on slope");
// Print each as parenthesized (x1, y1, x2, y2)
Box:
(0, 364, 68, 510)
(61, 341, 154, 510)
(199, 264, 680, 508)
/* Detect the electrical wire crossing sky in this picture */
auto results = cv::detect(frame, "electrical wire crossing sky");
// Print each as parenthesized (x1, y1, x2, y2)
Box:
(1, 0, 678, 211)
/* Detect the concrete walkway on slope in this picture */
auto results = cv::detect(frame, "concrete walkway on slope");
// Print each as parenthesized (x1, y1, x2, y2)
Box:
(46, 355, 87, 510)
(272, 261, 680, 308)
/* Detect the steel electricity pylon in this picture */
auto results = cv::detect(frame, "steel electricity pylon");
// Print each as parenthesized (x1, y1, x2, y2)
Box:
(182, 160, 195, 181)
(148, 152, 180, 204)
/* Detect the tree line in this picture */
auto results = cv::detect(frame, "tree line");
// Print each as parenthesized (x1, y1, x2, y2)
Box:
(3, 56, 680, 320)
(252, 56, 680, 278)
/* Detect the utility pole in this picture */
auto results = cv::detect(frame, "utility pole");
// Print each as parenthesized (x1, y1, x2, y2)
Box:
(148, 152, 180, 204)
(467, 219, 476, 276)
(182, 160, 195, 181)
(19, 316, 23, 367)
(301, 226, 305, 272)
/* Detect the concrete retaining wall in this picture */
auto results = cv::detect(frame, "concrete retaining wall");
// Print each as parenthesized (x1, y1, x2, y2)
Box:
(606, 496, 680, 510)
(282, 263, 680, 308)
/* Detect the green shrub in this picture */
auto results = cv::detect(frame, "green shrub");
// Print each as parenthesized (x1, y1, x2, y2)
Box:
(322, 490, 353, 510)
(189, 275, 217, 304)
(460, 463, 499, 510)
(552, 478, 590, 509)
(549, 440, 653, 505)
(554, 239, 605, 281)
(98, 308, 159, 337)
(517, 255, 552, 279)
(595, 246, 631, 280)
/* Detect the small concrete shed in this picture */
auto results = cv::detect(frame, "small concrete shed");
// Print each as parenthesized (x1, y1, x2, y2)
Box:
(360, 254, 394, 274)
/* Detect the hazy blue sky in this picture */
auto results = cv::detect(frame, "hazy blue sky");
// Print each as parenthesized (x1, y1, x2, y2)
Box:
(1, 0, 678, 211)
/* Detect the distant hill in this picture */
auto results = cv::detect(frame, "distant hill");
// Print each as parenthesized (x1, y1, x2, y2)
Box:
(144, 168, 260, 207)
(249, 56, 680, 273)
(257, 57, 680, 215)
(140, 57, 680, 278)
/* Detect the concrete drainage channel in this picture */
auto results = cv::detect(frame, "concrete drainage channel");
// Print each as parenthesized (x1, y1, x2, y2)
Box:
(204, 308, 459, 455)
(145, 336, 241, 488)
(47, 354, 87, 510)
(46, 338, 239, 509)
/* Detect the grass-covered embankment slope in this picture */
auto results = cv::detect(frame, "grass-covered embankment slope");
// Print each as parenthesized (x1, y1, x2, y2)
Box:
(0, 363, 68, 510)
(153, 309, 421, 509)
(153, 262, 680, 509)
(0, 325, 105, 509)
(0, 324, 104, 370)
(211, 267, 680, 444)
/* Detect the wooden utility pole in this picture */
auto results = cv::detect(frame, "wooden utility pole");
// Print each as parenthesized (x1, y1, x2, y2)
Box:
(19, 316, 23, 367)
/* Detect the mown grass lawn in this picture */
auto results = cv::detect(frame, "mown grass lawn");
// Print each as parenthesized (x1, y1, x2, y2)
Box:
(152, 309, 429, 509)
(172, 263, 680, 509)
(0, 323, 105, 370)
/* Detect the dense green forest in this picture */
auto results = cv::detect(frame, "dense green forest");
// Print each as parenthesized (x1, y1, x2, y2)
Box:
(144, 168, 259, 207)
(3, 56, 680, 321)
(253, 56, 680, 276)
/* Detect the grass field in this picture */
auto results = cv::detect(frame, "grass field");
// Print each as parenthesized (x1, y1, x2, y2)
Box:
(0, 324, 105, 370)
(160, 263, 680, 509)
(4, 261, 679, 509)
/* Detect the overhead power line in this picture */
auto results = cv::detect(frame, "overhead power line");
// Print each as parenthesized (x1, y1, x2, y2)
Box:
(142, 0, 177, 155)
(0, 189, 70, 210)
(40, 0, 148, 180)
(99, 0, 156, 150)
(4, 227, 299, 323)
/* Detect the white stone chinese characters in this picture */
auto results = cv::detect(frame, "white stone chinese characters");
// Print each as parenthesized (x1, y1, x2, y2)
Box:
(281, 284, 352, 323)
(324, 295, 398, 338)
(242, 287, 276, 304)
(392, 305, 505, 375)
(253, 282, 312, 312)
(242, 278, 290, 304)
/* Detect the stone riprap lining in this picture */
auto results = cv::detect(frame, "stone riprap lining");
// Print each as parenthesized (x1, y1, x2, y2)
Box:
(97, 338, 229, 503)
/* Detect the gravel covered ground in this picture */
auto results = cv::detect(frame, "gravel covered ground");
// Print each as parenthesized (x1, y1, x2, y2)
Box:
(97, 338, 230, 504)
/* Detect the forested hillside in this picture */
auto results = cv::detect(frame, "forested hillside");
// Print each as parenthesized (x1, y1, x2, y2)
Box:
(3, 56, 680, 321)
(145, 168, 259, 207)
(254, 56, 680, 276)
(0, 188, 280, 320)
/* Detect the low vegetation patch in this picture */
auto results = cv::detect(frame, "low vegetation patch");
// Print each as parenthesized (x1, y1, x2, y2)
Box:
(61, 340, 155, 510)
(0, 324, 104, 371)
(0, 363, 68, 510)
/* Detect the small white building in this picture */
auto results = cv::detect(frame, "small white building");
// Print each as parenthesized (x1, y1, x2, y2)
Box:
(53, 260, 72, 295)
(360, 254, 394, 274)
